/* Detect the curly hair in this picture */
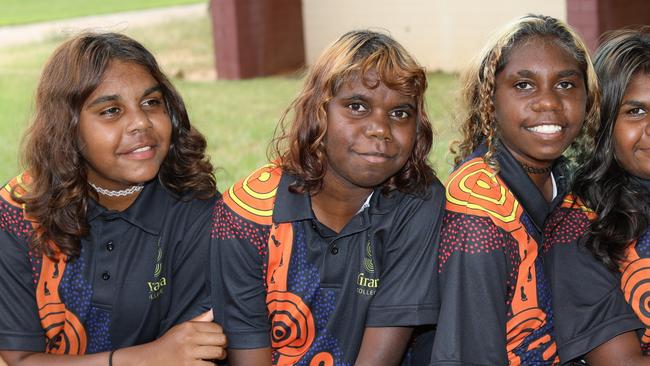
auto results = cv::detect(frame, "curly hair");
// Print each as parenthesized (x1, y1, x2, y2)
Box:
(572, 27, 650, 271)
(14, 32, 216, 259)
(270, 29, 435, 196)
(453, 14, 599, 170)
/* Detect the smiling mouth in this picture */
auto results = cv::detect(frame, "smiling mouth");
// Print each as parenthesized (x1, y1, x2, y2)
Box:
(526, 124, 563, 134)
(131, 146, 152, 153)
(357, 152, 393, 164)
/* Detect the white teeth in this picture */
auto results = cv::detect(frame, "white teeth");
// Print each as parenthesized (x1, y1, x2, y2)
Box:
(132, 146, 152, 153)
(527, 125, 562, 134)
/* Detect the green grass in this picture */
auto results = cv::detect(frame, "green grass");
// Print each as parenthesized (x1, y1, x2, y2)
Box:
(0, 0, 204, 26)
(0, 13, 460, 190)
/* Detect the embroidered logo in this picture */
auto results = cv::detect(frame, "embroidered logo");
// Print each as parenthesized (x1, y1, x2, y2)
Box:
(147, 238, 167, 300)
(356, 239, 378, 296)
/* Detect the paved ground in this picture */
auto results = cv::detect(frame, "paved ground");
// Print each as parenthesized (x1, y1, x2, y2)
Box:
(0, 2, 207, 47)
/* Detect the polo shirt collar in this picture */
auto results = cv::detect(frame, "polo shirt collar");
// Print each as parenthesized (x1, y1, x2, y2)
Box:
(86, 178, 170, 235)
(632, 175, 650, 195)
(272, 173, 314, 223)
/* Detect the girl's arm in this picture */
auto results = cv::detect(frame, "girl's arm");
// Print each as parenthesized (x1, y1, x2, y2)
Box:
(0, 310, 226, 366)
(545, 203, 646, 362)
(227, 348, 273, 366)
(586, 331, 650, 366)
(355, 327, 412, 366)
(431, 212, 510, 364)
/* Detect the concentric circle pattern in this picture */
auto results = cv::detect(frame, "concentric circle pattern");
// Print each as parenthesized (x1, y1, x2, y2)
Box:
(620, 250, 650, 343)
(446, 159, 521, 228)
(267, 291, 316, 362)
(224, 164, 282, 225)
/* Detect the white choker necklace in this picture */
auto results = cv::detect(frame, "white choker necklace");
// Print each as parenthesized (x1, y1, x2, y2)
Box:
(89, 182, 144, 197)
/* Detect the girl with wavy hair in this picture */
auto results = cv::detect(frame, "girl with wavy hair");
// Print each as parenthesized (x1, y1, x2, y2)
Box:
(423, 14, 598, 365)
(0, 32, 226, 365)
(211, 29, 444, 365)
(546, 27, 650, 364)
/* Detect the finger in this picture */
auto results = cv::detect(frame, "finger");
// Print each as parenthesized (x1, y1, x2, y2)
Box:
(191, 309, 213, 322)
(189, 330, 228, 347)
(192, 345, 227, 361)
(189, 321, 224, 334)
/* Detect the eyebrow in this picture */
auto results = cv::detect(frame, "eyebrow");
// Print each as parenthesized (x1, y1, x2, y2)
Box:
(621, 99, 647, 108)
(85, 84, 162, 109)
(340, 94, 416, 109)
(341, 93, 371, 101)
(515, 69, 581, 78)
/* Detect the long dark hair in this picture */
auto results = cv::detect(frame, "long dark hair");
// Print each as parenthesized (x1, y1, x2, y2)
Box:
(14, 32, 216, 259)
(573, 27, 650, 271)
(271, 29, 435, 196)
(453, 14, 599, 169)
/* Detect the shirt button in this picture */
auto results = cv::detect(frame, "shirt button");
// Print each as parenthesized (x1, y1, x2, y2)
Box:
(330, 246, 339, 255)
(106, 241, 114, 251)
(102, 272, 111, 280)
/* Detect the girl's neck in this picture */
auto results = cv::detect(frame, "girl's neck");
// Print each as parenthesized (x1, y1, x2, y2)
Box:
(527, 172, 555, 202)
(311, 185, 372, 233)
(90, 183, 143, 211)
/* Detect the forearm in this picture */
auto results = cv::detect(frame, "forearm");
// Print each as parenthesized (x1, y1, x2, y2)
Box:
(355, 327, 413, 366)
(227, 348, 273, 366)
(0, 350, 119, 366)
(586, 331, 650, 366)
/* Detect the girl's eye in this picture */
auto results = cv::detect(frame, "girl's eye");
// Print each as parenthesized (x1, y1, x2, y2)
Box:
(347, 103, 368, 113)
(557, 81, 575, 90)
(514, 82, 533, 90)
(390, 110, 410, 119)
(628, 107, 647, 116)
(142, 98, 162, 108)
(100, 107, 120, 116)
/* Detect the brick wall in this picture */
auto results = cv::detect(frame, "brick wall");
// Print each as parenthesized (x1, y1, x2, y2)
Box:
(210, 0, 305, 79)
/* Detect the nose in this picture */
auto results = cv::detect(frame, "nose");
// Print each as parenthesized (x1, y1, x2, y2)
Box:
(127, 108, 153, 134)
(531, 88, 562, 112)
(365, 113, 392, 142)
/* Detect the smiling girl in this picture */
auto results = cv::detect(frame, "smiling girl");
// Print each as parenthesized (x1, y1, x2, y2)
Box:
(545, 27, 650, 365)
(210, 30, 445, 366)
(0, 32, 225, 365)
(425, 15, 599, 365)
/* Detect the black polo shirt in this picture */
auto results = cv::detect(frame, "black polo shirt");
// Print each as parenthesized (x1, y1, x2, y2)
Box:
(424, 142, 567, 365)
(0, 174, 217, 354)
(211, 164, 444, 365)
(545, 193, 646, 362)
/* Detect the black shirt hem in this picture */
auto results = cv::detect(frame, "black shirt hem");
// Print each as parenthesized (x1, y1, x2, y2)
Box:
(557, 314, 643, 362)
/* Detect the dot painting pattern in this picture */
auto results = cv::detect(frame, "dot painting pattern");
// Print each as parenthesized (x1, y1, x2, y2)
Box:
(439, 157, 559, 365)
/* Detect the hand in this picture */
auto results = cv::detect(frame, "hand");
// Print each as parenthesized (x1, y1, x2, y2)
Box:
(132, 309, 227, 366)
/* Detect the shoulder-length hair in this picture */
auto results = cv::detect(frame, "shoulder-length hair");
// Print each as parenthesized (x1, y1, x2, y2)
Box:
(15, 32, 216, 259)
(573, 27, 650, 271)
(453, 14, 599, 169)
(271, 29, 435, 196)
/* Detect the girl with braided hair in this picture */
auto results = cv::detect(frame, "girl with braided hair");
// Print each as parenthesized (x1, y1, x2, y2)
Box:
(423, 14, 598, 365)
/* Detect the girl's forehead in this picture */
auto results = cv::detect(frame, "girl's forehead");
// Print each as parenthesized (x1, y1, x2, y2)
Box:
(499, 36, 583, 74)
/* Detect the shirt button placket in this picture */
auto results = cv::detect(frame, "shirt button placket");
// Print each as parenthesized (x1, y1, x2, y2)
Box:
(102, 241, 114, 281)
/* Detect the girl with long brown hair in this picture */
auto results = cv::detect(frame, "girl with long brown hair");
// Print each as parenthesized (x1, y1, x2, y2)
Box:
(0, 32, 225, 365)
